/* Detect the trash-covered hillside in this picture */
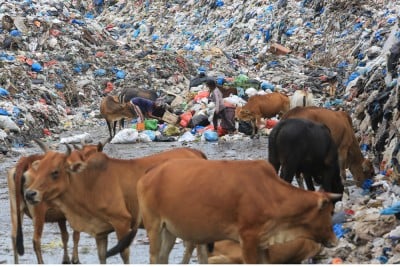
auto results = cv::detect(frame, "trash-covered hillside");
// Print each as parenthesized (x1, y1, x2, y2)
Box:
(0, 0, 400, 264)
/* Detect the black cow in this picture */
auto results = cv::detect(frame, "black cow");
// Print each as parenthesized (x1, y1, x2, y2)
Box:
(268, 118, 344, 199)
(118, 88, 159, 103)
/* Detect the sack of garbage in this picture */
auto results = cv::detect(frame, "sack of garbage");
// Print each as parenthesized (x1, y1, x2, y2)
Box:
(60, 132, 92, 144)
(110, 129, 138, 144)
(0, 115, 20, 132)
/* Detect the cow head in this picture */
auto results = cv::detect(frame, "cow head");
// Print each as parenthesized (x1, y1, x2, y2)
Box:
(235, 107, 255, 122)
(362, 158, 375, 179)
(302, 192, 340, 248)
(262, 192, 339, 250)
(24, 139, 99, 205)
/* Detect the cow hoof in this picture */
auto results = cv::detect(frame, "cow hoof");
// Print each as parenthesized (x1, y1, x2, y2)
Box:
(72, 260, 81, 264)
(62, 260, 71, 264)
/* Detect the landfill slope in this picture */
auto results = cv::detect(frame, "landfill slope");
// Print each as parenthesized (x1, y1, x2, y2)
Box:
(0, 0, 400, 264)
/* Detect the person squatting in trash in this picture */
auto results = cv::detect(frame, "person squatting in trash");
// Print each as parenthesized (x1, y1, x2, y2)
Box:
(206, 79, 236, 134)
(130, 97, 163, 122)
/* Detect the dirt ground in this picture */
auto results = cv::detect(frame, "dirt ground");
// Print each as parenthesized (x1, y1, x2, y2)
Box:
(0, 125, 269, 264)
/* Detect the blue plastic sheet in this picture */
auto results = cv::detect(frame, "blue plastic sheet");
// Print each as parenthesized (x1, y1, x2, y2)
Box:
(380, 202, 400, 215)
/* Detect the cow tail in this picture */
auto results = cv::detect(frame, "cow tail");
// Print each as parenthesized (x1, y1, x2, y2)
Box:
(106, 229, 137, 258)
(268, 122, 281, 171)
(302, 95, 306, 107)
(14, 161, 25, 256)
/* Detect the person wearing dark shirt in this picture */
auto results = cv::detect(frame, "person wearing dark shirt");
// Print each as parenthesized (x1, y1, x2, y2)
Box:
(130, 97, 163, 122)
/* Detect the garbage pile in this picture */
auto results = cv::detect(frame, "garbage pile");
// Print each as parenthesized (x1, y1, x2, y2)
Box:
(1, 0, 400, 263)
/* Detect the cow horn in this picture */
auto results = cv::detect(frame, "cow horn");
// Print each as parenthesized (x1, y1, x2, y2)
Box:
(33, 139, 49, 153)
(326, 193, 342, 201)
(98, 137, 111, 152)
(65, 144, 72, 156)
(72, 144, 82, 150)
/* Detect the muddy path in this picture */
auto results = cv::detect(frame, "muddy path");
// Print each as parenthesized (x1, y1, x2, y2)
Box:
(0, 125, 268, 264)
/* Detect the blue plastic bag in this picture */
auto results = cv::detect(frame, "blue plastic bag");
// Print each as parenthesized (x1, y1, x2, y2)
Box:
(380, 202, 400, 215)
(0, 87, 10, 97)
(31, 62, 42, 72)
(55, 83, 64, 90)
(204, 130, 218, 142)
(333, 223, 349, 238)
(116, 70, 126, 79)
(10, 30, 21, 37)
(142, 130, 156, 141)
(94, 69, 106, 76)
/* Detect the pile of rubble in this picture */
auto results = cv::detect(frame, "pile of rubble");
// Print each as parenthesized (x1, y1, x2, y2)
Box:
(1, 0, 400, 263)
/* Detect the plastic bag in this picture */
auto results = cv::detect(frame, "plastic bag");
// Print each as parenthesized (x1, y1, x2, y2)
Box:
(144, 119, 158, 130)
(204, 130, 218, 142)
(142, 130, 156, 141)
(0, 115, 20, 132)
(60, 132, 92, 144)
(178, 131, 195, 142)
(110, 129, 138, 144)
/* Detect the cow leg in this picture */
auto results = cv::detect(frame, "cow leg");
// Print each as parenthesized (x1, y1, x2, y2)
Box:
(303, 173, 315, 191)
(95, 234, 108, 264)
(280, 166, 296, 185)
(196, 244, 209, 264)
(181, 241, 195, 264)
(8, 172, 20, 264)
(146, 219, 162, 264)
(113, 121, 118, 137)
(240, 233, 261, 264)
(71, 231, 80, 264)
(119, 118, 125, 130)
(57, 220, 71, 264)
(106, 121, 113, 138)
(251, 119, 258, 138)
(158, 228, 176, 264)
(295, 172, 305, 189)
(338, 150, 347, 183)
(32, 213, 45, 264)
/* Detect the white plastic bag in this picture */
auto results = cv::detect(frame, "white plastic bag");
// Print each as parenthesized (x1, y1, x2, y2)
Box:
(178, 131, 196, 142)
(60, 132, 92, 144)
(110, 129, 138, 144)
(0, 115, 20, 132)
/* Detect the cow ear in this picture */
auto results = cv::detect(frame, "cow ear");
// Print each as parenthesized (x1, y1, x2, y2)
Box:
(317, 197, 330, 210)
(67, 162, 87, 174)
(32, 160, 41, 170)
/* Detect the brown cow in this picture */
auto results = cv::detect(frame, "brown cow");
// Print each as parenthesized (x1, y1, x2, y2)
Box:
(235, 92, 290, 136)
(7, 141, 104, 264)
(182, 239, 321, 264)
(100, 95, 137, 138)
(207, 239, 321, 264)
(137, 158, 339, 264)
(23, 143, 206, 264)
(281, 106, 374, 187)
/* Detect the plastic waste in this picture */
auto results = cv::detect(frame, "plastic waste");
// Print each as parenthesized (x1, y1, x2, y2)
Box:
(0, 88, 10, 97)
(60, 133, 92, 144)
(380, 202, 400, 215)
(204, 130, 218, 142)
(31, 62, 43, 72)
(178, 131, 195, 142)
(111, 129, 139, 144)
